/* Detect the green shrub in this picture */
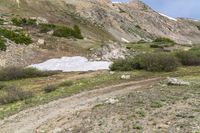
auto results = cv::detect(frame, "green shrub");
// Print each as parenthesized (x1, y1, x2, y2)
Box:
(110, 53, 180, 72)
(39, 23, 56, 33)
(150, 43, 174, 48)
(73, 25, 83, 39)
(136, 53, 180, 72)
(135, 25, 141, 29)
(0, 37, 6, 51)
(0, 86, 33, 105)
(53, 26, 74, 37)
(150, 44, 162, 48)
(110, 58, 136, 71)
(11, 17, 36, 27)
(176, 50, 200, 66)
(154, 37, 175, 44)
(0, 28, 32, 45)
(44, 85, 57, 93)
(39, 23, 83, 39)
(0, 67, 57, 81)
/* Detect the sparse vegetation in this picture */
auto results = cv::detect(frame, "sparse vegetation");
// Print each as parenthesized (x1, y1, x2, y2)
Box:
(154, 37, 175, 44)
(0, 67, 57, 81)
(151, 101, 163, 108)
(44, 80, 73, 93)
(0, 28, 32, 45)
(11, 17, 37, 27)
(59, 80, 73, 87)
(0, 36, 6, 51)
(132, 124, 143, 130)
(0, 82, 7, 89)
(0, 86, 32, 105)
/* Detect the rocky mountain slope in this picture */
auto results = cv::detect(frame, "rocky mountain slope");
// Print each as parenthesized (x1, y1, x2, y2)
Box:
(1, 0, 199, 44)
(0, 0, 200, 67)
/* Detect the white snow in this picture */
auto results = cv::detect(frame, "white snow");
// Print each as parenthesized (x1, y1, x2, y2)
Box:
(16, 0, 20, 7)
(159, 13, 177, 21)
(121, 38, 130, 43)
(29, 56, 112, 72)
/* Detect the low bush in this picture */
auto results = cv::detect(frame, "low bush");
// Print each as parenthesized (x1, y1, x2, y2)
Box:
(0, 86, 32, 105)
(39, 23, 83, 39)
(176, 50, 200, 66)
(53, 25, 83, 39)
(150, 43, 174, 48)
(39, 23, 56, 33)
(0, 37, 6, 51)
(0, 28, 32, 45)
(110, 58, 136, 71)
(44, 85, 57, 93)
(153, 37, 175, 44)
(150, 44, 162, 48)
(135, 53, 180, 72)
(0, 67, 57, 81)
(135, 25, 141, 29)
(73, 25, 83, 39)
(11, 17, 36, 27)
(110, 53, 180, 72)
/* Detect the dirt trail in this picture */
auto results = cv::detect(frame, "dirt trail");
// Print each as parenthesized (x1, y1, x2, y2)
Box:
(0, 77, 162, 133)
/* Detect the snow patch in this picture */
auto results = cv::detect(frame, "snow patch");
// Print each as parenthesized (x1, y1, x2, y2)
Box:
(159, 13, 177, 21)
(121, 38, 130, 43)
(16, 0, 20, 8)
(29, 56, 112, 72)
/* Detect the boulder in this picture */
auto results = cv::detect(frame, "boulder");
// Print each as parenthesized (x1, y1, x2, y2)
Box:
(105, 98, 119, 104)
(121, 74, 131, 80)
(38, 39, 45, 45)
(167, 77, 190, 86)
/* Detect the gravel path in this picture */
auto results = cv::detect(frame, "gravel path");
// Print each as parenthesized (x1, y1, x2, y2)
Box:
(0, 77, 162, 133)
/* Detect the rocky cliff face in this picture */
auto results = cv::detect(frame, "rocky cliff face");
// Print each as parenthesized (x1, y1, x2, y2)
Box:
(0, 0, 200, 44)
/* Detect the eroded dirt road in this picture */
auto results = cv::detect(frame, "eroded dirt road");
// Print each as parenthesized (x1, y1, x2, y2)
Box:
(0, 77, 162, 133)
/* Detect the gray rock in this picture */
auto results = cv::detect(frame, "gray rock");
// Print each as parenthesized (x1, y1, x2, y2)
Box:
(121, 75, 131, 80)
(105, 98, 119, 104)
(37, 39, 45, 45)
(167, 77, 190, 86)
